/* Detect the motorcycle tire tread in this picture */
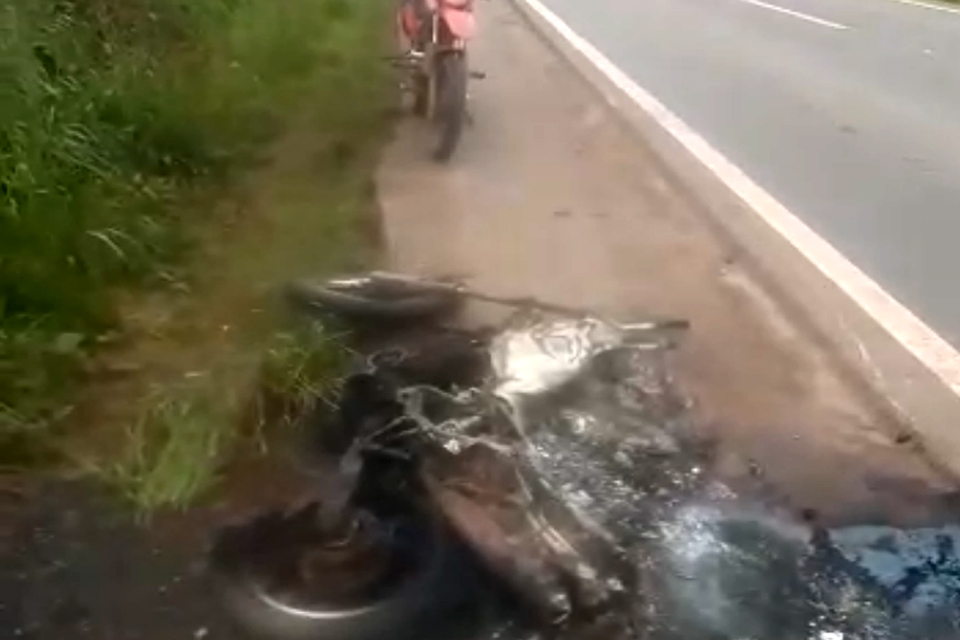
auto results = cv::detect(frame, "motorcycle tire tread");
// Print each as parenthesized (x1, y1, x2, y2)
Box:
(433, 53, 467, 163)
(284, 280, 460, 321)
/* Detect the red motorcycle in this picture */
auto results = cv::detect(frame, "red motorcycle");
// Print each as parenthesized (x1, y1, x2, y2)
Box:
(396, 0, 476, 162)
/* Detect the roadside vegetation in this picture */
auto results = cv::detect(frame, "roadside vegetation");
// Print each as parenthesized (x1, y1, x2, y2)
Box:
(1, 0, 392, 509)
(93, 322, 349, 512)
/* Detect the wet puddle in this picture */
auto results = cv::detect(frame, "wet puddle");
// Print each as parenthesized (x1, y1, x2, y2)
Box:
(506, 345, 960, 640)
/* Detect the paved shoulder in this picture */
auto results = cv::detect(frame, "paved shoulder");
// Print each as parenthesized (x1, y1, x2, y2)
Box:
(377, 0, 954, 520)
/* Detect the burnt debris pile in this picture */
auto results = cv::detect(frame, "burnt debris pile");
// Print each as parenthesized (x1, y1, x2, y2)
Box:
(211, 273, 960, 640)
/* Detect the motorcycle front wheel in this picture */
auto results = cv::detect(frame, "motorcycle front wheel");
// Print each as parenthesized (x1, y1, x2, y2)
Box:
(433, 52, 467, 163)
(210, 508, 475, 640)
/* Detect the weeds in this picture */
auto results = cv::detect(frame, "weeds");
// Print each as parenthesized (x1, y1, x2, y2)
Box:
(94, 323, 351, 512)
(1, 0, 390, 461)
(96, 375, 238, 513)
(258, 322, 351, 427)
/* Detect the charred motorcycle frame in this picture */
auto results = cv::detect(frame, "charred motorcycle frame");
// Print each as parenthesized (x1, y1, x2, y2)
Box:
(211, 273, 689, 640)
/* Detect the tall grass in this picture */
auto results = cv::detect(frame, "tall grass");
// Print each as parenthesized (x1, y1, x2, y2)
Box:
(96, 374, 238, 513)
(92, 322, 349, 512)
(0, 0, 389, 456)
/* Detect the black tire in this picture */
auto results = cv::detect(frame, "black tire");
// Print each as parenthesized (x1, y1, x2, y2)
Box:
(284, 279, 461, 322)
(412, 74, 429, 117)
(432, 53, 467, 163)
(210, 510, 475, 640)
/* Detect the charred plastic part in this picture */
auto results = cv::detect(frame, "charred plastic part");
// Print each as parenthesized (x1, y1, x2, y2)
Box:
(421, 447, 574, 623)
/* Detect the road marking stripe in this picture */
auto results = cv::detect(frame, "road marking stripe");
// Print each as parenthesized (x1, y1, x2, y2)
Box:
(519, 0, 960, 398)
(888, 0, 960, 14)
(735, 0, 850, 29)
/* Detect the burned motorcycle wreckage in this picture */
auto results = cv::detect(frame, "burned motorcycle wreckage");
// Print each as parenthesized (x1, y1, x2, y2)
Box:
(211, 273, 960, 640)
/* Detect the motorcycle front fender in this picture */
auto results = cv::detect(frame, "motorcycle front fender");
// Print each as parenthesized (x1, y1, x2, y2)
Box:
(441, 7, 476, 41)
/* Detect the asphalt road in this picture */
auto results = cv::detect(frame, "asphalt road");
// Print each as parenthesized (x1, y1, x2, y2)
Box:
(537, 0, 960, 349)
(381, 0, 960, 517)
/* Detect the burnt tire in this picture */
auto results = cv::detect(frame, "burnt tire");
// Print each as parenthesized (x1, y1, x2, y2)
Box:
(433, 53, 467, 163)
(210, 510, 474, 640)
(284, 278, 461, 322)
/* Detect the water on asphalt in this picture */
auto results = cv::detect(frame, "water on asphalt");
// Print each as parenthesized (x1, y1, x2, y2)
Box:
(517, 348, 960, 640)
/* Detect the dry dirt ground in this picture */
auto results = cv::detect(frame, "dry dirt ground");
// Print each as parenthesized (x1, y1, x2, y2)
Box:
(378, 0, 959, 525)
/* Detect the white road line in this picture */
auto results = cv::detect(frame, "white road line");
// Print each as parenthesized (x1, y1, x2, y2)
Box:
(519, 0, 960, 398)
(734, 0, 850, 29)
(889, 0, 960, 14)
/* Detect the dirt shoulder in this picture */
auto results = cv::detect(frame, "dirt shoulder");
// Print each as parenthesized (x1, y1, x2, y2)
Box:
(377, 0, 958, 524)
(2, 90, 386, 640)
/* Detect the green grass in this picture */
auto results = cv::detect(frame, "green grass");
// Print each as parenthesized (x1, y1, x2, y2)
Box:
(0, 0, 391, 466)
(92, 322, 351, 513)
(94, 375, 238, 513)
(258, 323, 352, 426)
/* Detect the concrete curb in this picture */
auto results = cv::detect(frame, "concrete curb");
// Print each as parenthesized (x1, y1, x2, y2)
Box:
(505, 0, 960, 478)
